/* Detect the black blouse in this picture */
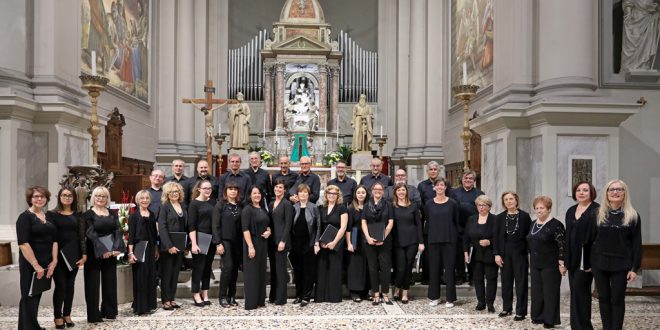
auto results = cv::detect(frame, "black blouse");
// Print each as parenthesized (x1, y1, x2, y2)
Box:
(212, 201, 243, 242)
(361, 199, 392, 225)
(188, 199, 215, 235)
(565, 202, 600, 271)
(269, 199, 293, 246)
(493, 209, 532, 256)
(526, 218, 565, 269)
(320, 204, 348, 245)
(49, 211, 86, 256)
(424, 198, 460, 244)
(16, 210, 57, 264)
(348, 206, 365, 249)
(84, 209, 125, 258)
(127, 211, 158, 245)
(392, 204, 423, 247)
(241, 205, 270, 237)
(588, 210, 642, 273)
(463, 214, 497, 263)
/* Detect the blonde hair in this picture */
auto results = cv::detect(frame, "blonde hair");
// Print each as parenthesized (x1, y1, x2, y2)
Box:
(90, 186, 111, 208)
(135, 190, 151, 208)
(191, 180, 212, 200)
(162, 182, 184, 204)
(597, 179, 638, 226)
(322, 185, 343, 206)
(475, 194, 492, 208)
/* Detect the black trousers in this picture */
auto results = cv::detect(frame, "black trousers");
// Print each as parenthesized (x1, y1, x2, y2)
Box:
(455, 238, 468, 281)
(53, 262, 78, 318)
(316, 246, 344, 302)
(568, 269, 594, 330)
(530, 266, 561, 326)
(428, 242, 456, 302)
(420, 234, 430, 282)
(84, 256, 118, 322)
(243, 236, 267, 310)
(18, 255, 45, 330)
(473, 261, 498, 305)
(394, 244, 417, 290)
(592, 268, 628, 330)
(191, 243, 216, 293)
(219, 239, 241, 300)
(364, 237, 392, 294)
(159, 252, 182, 303)
(289, 242, 317, 300)
(500, 250, 529, 316)
(269, 241, 289, 305)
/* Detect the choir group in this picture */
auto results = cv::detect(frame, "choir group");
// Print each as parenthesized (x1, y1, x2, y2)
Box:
(16, 154, 641, 330)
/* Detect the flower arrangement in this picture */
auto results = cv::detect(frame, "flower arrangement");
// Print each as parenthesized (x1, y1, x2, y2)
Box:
(117, 191, 135, 239)
(259, 149, 275, 165)
(323, 151, 343, 166)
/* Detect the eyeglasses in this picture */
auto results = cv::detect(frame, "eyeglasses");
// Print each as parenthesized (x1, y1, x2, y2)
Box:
(94, 195, 108, 199)
(169, 191, 180, 194)
(395, 174, 406, 177)
(300, 162, 311, 165)
(326, 192, 338, 195)
(477, 204, 490, 208)
(607, 187, 625, 193)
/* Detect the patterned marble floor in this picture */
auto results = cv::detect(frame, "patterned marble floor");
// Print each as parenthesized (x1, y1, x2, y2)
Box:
(2, 295, 659, 329)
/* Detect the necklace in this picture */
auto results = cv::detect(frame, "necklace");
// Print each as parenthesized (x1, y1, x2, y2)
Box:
(225, 203, 240, 217)
(530, 219, 548, 235)
(505, 213, 519, 235)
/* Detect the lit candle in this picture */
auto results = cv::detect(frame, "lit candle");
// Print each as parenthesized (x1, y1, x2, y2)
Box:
(218, 123, 221, 135)
(380, 125, 383, 138)
(263, 112, 266, 140)
(91, 51, 97, 76)
(462, 62, 467, 85)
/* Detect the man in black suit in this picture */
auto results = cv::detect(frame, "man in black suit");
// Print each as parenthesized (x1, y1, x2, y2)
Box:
(244, 152, 272, 209)
(183, 159, 218, 205)
(359, 157, 392, 190)
(288, 156, 321, 204)
(272, 156, 297, 201)
(218, 153, 252, 202)
(327, 160, 357, 206)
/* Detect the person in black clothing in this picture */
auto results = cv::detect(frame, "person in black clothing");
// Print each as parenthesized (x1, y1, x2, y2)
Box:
(346, 185, 370, 302)
(463, 195, 498, 313)
(362, 182, 394, 305)
(166, 159, 188, 183)
(127, 190, 158, 315)
(494, 191, 531, 320)
(565, 181, 599, 330)
(384, 169, 422, 209)
(425, 178, 460, 307)
(328, 160, 357, 206)
(84, 186, 126, 323)
(188, 180, 217, 307)
(290, 183, 321, 306)
(147, 169, 165, 214)
(244, 152, 272, 209)
(289, 156, 321, 204)
(17, 186, 57, 330)
(50, 187, 86, 328)
(272, 156, 298, 202)
(157, 182, 187, 311)
(391, 183, 424, 304)
(242, 186, 272, 310)
(218, 154, 252, 203)
(183, 159, 218, 205)
(316, 185, 349, 303)
(268, 179, 293, 305)
(449, 170, 484, 285)
(212, 183, 243, 308)
(587, 179, 641, 330)
(359, 157, 392, 190)
(416, 161, 443, 285)
(527, 195, 566, 329)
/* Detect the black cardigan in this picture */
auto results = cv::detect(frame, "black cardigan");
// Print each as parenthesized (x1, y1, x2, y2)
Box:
(463, 213, 497, 263)
(269, 199, 293, 247)
(564, 202, 600, 271)
(493, 209, 532, 256)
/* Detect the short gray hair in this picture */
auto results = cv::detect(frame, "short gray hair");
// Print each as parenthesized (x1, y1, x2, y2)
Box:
(427, 161, 440, 169)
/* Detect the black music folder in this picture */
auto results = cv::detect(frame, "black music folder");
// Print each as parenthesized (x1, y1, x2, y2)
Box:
(197, 232, 213, 255)
(170, 232, 188, 251)
(94, 234, 114, 258)
(319, 224, 343, 251)
(60, 242, 81, 271)
(28, 272, 52, 297)
(134, 241, 149, 263)
(367, 222, 386, 242)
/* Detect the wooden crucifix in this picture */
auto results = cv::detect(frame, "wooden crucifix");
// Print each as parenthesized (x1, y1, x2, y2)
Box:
(182, 80, 238, 168)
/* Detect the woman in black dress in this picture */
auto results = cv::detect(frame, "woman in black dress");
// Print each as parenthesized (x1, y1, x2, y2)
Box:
(188, 180, 217, 307)
(588, 179, 641, 330)
(463, 195, 498, 313)
(316, 184, 349, 303)
(527, 195, 566, 329)
(493, 191, 531, 320)
(84, 186, 125, 323)
(391, 183, 424, 304)
(127, 190, 158, 315)
(346, 185, 369, 302)
(268, 179, 293, 305)
(17, 186, 57, 330)
(213, 183, 243, 308)
(157, 182, 187, 311)
(289, 183, 320, 307)
(50, 187, 86, 328)
(425, 178, 460, 308)
(362, 182, 394, 305)
(565, 181, 599, 330)
(242, 185, 272, 310)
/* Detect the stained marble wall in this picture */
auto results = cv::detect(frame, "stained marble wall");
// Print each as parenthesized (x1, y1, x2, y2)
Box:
(63, 134, 89, 167)
(556, 136, 608, 220)
(16, 130, 48, 211)
(483, 139, 504, 213)
(517, 136, 542, 213)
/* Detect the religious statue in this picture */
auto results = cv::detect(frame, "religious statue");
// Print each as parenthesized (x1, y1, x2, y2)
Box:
(308, 100, 319, 131)
(228, 92, 251, 149)
(621, 0, 660, 72)
(350, 94, 373, 152)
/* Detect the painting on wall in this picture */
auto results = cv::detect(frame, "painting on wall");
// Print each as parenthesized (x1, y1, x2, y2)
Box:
(81, 0, 150, 102)
(451, 0, 493, 95)
(568, 155, 594, 196)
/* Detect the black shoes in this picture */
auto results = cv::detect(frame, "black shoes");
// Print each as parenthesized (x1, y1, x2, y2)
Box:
(543, 324, 555, 329)
(499, 311, 512, 317)
(193, 296, 205, 307)
(219, 298, 231, 308)
(513, 315, 526, 321)
(229, 297, 239, 306)
(532, 320, 543, 325)
(300, 299, 309, 307)
(475, 303, 486, 311)
(487, 305, 495, 313)
(292, 297, 303, 304)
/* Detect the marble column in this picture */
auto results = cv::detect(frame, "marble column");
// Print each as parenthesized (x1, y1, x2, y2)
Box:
(407, 0, 427, 147)
(318, 64, 328, 131)
(264, 64, 273, 129)
(157, 0, 177, 144)
(176, 0, 195, 146)
(193, 0, 208, 147)
(330, 65, 340, 131)
(275, 63, 285, 128)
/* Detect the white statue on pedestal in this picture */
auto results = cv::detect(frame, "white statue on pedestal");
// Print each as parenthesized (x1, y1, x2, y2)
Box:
(621, 0, 660, 72)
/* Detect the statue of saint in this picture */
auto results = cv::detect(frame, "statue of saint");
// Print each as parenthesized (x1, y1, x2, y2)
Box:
(621, 0, 660, 72)
(350, 94, 373, 152)
(228, 92, 251, 149)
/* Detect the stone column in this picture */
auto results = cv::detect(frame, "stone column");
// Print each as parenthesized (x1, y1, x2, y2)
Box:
(330, 65, 340, 131)
(407, 0, 427, 147)
(157, 0, 177, 144)
(318, 64, 328, 131)
(275, 62, 285, 128)
(176, 0, 195, 147)
(263, 64, 273, 129)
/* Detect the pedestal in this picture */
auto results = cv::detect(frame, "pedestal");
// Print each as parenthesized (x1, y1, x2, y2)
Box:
(351, 151, 374, 171)
(228, 149, 250, 169)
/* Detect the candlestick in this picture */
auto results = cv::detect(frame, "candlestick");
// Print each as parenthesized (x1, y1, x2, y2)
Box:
(380, 125, 383, 138)
(91, 51, 97, 75)
(462, 62, 467, 85)
(218, 123, 221, 135)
